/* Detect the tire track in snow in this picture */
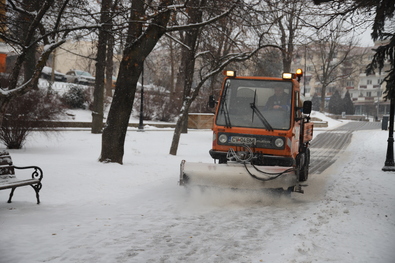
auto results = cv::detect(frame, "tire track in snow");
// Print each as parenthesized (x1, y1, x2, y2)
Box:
(310, 131, 353, 174)
(309, 122, 380, 175)
(280, 122, 383, 262)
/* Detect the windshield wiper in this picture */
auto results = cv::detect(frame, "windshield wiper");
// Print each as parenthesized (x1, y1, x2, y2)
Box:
(220, 82, 232, 128)
(222, 100, 232, 128)
(250, 91, 273, 131)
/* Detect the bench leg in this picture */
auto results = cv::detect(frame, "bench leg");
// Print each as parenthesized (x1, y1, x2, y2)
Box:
(7, 187, 16, 203)
(30, 184, 42, 204)
(6, 184, 41, 204)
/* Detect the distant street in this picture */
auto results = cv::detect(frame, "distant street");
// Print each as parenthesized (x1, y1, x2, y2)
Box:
(310, 121, 381, 174)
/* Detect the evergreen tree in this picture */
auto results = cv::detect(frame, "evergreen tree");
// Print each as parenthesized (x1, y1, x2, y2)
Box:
(328, 90, 343, 114)
(312, 94, 320, 111)
(343, 90, 355, 115)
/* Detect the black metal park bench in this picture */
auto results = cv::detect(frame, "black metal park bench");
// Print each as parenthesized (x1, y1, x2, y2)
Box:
(0, 151, 43, 204)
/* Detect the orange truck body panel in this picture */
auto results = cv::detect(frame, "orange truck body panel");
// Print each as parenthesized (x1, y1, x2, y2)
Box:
(210, 75, 312, 164)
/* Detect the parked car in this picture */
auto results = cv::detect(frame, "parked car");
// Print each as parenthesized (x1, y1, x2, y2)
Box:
(65, 70, 95, 86)
(41, 66, 67, 82)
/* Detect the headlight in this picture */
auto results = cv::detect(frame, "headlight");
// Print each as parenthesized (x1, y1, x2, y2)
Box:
(218, 134, 228, 143)
(274, 138, 284, 148)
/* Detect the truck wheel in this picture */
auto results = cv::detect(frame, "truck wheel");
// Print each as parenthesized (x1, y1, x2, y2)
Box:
(218, 156, 227, 164)
(299, 148, 310, 182)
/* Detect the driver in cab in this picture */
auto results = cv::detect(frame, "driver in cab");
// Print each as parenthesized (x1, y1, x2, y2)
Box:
(265, 87, 290, 111)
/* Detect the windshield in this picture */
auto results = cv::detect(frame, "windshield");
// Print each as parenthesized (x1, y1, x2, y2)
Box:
(216, 79, 292, 130)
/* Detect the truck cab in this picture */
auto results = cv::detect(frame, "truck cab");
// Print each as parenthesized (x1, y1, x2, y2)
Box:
(209, 70, 313, 182)
(179, 69, 313, 193)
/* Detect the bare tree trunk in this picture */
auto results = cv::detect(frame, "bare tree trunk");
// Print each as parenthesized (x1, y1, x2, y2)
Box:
(21, 0, 40, 83)
(100, 0, 173, 164)
(170, 39, 175, 94)
(92, 0, 112, 133)
(173, 0, 206, 137)
(24, 44, 37, 83)
(320, 84, 327, 111)
(105, 1, 116, 98)
(105, 33, 114, 97)
(170, 98, 192, 155)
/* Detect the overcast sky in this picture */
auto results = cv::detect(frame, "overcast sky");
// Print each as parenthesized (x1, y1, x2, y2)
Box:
(359, 29, 374, 47)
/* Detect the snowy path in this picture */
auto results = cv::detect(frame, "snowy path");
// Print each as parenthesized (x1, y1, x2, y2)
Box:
(310, 122, 380, 174)
(0, 122, 394, 263)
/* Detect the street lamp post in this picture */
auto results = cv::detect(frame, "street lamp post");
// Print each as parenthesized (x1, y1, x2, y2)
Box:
(304, 44, 307, 97)
(138, 65, 144, 131)
(383, 98, 395, 171)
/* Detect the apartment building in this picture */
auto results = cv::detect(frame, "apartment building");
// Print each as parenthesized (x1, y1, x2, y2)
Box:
(348, 41, 390, 117)
(293, 41, 389, 117)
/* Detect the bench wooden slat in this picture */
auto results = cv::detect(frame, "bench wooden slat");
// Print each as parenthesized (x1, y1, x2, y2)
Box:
(0, 179, 40, 189)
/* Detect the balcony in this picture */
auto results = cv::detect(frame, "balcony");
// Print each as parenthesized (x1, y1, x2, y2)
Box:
(354, 97, 375, 102)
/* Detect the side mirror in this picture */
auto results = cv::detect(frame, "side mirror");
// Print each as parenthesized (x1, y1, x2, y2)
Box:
(208, 95, 216, 108)
(303, 101, 312, 114)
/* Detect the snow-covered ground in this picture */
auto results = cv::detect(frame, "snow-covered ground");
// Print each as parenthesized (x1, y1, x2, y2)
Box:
(0, 112, 394, 263)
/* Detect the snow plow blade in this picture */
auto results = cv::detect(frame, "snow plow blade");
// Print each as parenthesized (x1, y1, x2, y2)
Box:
(179, 160, 297, 190)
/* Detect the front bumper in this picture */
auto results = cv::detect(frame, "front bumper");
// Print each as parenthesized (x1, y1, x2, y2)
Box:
(209, 149, 295, 166)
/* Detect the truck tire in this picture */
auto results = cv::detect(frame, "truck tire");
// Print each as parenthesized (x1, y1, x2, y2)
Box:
(299, 148, 310, 182)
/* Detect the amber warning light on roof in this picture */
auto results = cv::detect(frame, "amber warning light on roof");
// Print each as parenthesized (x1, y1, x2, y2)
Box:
(282, 72, 293, 79)
(282, 68, 303, 81)
(296, 68, 303, 76)
(223, 70, 236, 77)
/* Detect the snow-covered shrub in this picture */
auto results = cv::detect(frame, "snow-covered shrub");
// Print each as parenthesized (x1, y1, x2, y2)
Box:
(133, 85, 176, 122)
(0, 89, 65, 149)
(61, 86, 92, 109)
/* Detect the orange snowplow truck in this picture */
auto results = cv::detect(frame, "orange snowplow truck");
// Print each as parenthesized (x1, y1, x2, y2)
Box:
(180, 69, 314, 193)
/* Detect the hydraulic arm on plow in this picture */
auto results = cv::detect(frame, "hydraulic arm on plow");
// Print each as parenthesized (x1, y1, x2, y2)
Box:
(180, 69, 313, 193)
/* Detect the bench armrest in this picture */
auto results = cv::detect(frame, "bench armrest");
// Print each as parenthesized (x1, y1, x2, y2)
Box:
(13, 166, 43, 181)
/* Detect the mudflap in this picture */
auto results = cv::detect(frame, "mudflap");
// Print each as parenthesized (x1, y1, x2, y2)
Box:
(179, 160, 301, 191)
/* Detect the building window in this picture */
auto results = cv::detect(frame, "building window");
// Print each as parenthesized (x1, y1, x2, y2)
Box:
(378, 78, 382, 84)
(367, 79, 372, 85)
(343, 68, 352, 75)
(367, 92, 371, 97)
(346, 81, 353, 87)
